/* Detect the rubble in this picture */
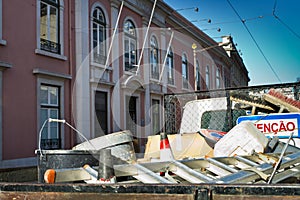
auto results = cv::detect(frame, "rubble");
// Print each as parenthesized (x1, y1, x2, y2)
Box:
(142, 132, 213, 161)
(214, 122, 269, 157)
(36, 87, 300, 185)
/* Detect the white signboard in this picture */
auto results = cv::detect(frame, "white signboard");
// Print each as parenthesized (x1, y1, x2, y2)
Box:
(237, 113, 300, 138)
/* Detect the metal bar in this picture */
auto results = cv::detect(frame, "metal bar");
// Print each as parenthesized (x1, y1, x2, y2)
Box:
(45, 167, 92, 183)
(133, 163, 173, 184)
(268, 132, 294, 184)
(103, 1, 124, 70)
(114, 151, 300, 184)
(159, 30, 174, 83)
(215, 151, 300, 184)
(83, 165, 98, 179)
(172, 161, 213, 183)
(235, 156, 259, 167)
(205, 163, 232, 177)
(136, 0, 158, 75)
(271, 164, 300, 183)
(207, 158, 239, 173)
(98, 149, 115, 180)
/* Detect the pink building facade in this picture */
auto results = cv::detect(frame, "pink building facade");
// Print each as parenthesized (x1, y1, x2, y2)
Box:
(0, 0, 249, 168)
(0, 0, 75, 168)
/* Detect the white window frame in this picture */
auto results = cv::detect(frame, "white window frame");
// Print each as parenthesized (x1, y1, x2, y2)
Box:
(196, 60, 201, 90)
(37, 77, 65, 149)
(216, 67, 221, 89)
(150, 35, 159, 80)
(35, 0, 67, 60)
(151, 97, 162, 135)
(167, 48, 175, 85)
(182, 53, 188, 89)
(123, 19, 137, 73)
(40, 85, 60, 149)
(0, 0, 6, 45)
(123, 92, 141, 135)
(90, 3, 108, 67)
(206, 65, 210, 89)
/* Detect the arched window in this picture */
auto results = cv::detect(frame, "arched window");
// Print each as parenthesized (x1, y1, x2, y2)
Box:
(216, 67, 221, 89)
(206, 65, 210, 89)
(150, 36, 159, 79)
(92, 7, 106, 64)
(167, 48, 174, 85)
(196, 60, 201, 90)
(182, 54, 188, 89)
(124, 20, 137, 71)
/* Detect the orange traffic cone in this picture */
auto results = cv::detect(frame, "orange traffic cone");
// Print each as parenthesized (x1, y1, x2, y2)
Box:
(160, 132, 174, 161)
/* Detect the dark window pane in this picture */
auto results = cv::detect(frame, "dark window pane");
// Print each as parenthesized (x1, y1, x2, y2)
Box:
(95, 92, 108, 136)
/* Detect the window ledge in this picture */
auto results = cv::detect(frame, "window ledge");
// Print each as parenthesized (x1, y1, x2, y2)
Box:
(0, 39, 7, 46)
(91, 78, 115, 86)
(91, 62, 113, 71)
(167, 83, 176, 88)
(35, 49, 67, 61)
(0, 157, 37, 169)
(33, 68, 72, 80)
(0, 61, 12, 71)
(181, 87, 191, 91)
(124, 71, 136, 76)
(150, 78, 162, 84)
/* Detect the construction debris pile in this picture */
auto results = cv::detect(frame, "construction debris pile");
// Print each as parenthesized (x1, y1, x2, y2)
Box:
(37, 88, 300, 185)
(230, 88, 300, 115)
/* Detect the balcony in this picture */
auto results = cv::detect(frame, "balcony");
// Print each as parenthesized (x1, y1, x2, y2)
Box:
(125, 62, 137, 72)
(41, 138, 61, 150)
(93, 53, 106, 65)
(151, 70, 159, 80)
(183, 78, 189, 89)
(168, 77, 174, 85)
(40, 39, 61, 54)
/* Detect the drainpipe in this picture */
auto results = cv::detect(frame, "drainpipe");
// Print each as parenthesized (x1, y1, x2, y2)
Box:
(68, 0, 74, 147)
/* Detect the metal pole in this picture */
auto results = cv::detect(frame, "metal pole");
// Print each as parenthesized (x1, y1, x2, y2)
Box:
(136, 0, 158, 75)
(159, 30, 174, 83)
(102, 1, 124, 78)
(98, 149, 115, 181)
(193, 48, 197, 91)
(267, 132, 294, 184)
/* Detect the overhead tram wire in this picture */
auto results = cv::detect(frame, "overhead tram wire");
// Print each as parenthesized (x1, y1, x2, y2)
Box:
(200, 15, 266, 27)
(226, 0, 282, 84)
(272, 0, 300, 40)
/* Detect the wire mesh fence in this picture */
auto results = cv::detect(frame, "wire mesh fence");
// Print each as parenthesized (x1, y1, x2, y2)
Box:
(164, 82, 300, 135)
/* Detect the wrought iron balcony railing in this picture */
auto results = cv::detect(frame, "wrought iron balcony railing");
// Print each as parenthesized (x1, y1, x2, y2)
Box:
(41, 138, 61, 150)
(40, 39, 61, 54)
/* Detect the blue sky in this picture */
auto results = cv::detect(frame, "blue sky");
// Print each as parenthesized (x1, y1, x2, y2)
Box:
(164, 0, 300, 86)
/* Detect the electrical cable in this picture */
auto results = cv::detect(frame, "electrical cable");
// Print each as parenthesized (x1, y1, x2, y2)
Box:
(201, 15, 266, 27)
(38, 118, 96, 157)
(226, 0, 282, 84)
(272, 0, 300, 40)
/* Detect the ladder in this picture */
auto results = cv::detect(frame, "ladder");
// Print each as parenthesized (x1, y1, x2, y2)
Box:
(45, 151, 300, 184)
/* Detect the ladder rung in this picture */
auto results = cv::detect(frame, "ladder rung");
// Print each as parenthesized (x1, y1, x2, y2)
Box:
(215, 151, 300, 184)
(207, 158, 239, 173)
(133, 164, 173, 184)
(206, 163, 232, 177)
(113, 151, 300, 184)
(172, 160, 213, 183)
(235, 156, 259, 167)
(271, 164, 300, 184)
